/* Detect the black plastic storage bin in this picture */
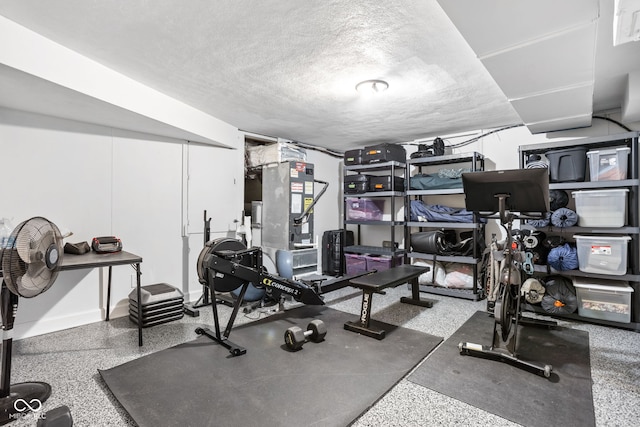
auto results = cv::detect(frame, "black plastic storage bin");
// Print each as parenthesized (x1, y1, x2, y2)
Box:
(368, 176, 405, 192)
(344, 149, 363, 165)
(545, 146, 587, 182)
(362, 143, 406, 164)
(344, 174, 370, 194)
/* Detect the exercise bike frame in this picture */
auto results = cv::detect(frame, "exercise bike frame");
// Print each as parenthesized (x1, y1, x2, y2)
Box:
(458, 194, 555, 378)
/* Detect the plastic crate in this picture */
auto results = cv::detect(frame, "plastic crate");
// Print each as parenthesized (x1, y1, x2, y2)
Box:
(587, 146, 630, 181)
(345, 253, 368, 275)
(572, 189, 628, 227)
(545, 146, 587, 182)
(365, 255, 402, 272)
(345, 198, 385, 221)
(573, 234, 631, 275)
(572, 277, 633, 323)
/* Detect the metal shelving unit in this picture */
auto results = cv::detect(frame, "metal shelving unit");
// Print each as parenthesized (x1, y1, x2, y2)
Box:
(405, 152, 486, 301)
(343, 160, 406, 263)
(518, 131, 640, 331)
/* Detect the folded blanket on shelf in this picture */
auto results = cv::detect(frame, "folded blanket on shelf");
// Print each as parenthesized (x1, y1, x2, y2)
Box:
(410, 200, 483, 223)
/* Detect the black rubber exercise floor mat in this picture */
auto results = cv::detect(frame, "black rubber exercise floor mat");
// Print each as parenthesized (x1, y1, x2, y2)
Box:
(99, 305, 443, 427)
(408, 311, 594, 427)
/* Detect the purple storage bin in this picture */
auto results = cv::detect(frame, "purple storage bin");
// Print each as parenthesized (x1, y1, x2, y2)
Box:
(345, 253, 368, 274)
(346, 198, 385, 221)
(365, 255, 402, 272)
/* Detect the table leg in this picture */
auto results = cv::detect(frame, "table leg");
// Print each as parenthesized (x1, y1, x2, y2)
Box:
(135, 262, 143, 346)
(106, 266, 112, 321)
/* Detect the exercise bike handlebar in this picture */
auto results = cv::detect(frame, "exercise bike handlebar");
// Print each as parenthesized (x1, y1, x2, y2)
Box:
(472, 193, 548, 224)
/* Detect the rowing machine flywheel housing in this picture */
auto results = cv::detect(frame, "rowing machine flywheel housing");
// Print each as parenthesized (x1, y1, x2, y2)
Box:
(197, 238, 257, 292)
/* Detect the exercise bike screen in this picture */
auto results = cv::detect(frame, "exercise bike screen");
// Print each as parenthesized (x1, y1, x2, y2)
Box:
(462, 168, 549, 215)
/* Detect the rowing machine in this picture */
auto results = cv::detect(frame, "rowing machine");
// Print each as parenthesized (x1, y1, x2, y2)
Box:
(195, 237, 324, 356)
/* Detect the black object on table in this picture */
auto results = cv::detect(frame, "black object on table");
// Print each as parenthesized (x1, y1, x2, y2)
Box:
(344, 264, 434, 339)
(61, 250, 144, 346)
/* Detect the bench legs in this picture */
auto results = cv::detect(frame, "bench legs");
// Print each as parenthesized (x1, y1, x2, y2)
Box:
(344, 278, 435, 340)
(400, 277, 435, 308)
(344, 290, 387, 339)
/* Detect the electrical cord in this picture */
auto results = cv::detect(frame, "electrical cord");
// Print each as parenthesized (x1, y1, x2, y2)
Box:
(401, 124, 525, 151)
(592, 115, 632, 132)
(249, 115, 634, 160)
(290, 141, 344, 158)
(448, 124, 525, 149)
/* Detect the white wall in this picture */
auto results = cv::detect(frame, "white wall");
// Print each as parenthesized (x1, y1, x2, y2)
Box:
(184, 141, 244, 302)
(0, 107, 243, 339)
(305, 150, 343, 237)
(304, 149, 345, 270)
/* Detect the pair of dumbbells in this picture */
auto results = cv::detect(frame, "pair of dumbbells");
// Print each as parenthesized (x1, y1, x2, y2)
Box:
(284, 319, 327, 351)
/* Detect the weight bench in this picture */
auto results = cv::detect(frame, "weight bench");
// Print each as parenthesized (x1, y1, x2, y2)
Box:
(344, 264, 435, 339)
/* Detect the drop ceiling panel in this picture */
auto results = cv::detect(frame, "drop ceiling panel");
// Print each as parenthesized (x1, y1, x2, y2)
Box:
(510, 84, 594, 123)
(526, 114, 593, 134)
(480, 23, 597, 99)
(437, 0, 599, 57)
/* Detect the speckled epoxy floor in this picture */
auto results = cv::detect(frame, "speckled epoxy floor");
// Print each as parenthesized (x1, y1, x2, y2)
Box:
(7, 286, 640, 426)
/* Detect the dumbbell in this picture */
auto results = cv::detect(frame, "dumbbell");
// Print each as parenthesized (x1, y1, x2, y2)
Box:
(284, 319, 327, 351)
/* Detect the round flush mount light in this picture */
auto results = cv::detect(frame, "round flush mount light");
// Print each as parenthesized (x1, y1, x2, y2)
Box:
(355, 79, 389, 94)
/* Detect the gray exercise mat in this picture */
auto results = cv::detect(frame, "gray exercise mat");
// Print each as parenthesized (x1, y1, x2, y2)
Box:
(408, 311, 594, 427)
(99, 305, 443, 427)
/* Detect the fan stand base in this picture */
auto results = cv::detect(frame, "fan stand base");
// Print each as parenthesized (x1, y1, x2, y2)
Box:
(0, 381, 52, 425)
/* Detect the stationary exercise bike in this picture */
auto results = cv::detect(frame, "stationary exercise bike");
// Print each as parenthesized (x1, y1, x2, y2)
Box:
(457, 169, 556, 378)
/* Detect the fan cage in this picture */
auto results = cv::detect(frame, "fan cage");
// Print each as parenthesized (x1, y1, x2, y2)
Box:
(0, 217, 63, 298)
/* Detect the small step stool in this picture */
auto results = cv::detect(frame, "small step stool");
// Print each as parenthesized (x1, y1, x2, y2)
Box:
(129, 283, 184, 327)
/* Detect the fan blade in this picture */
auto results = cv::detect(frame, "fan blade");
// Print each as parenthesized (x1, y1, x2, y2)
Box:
(15, 220, 38, 262)
(19, 261, 55, 298)
(31, 230, 56, 264)
(17, 220, 57, 264)
(26, 259, 48, 278)
(1, 248, 27, 294)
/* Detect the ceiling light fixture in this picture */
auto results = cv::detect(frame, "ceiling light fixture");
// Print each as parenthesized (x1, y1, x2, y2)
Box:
(356, 79, 389, 94)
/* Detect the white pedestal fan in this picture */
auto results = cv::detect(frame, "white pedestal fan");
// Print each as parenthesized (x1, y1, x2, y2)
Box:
(0, 217, 63, 425)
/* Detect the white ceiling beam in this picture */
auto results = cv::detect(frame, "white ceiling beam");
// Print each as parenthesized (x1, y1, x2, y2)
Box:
(0, 15, 240, 148)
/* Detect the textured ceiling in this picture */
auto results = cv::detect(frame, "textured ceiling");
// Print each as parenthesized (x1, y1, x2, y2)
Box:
(0, 0, 638, 151)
